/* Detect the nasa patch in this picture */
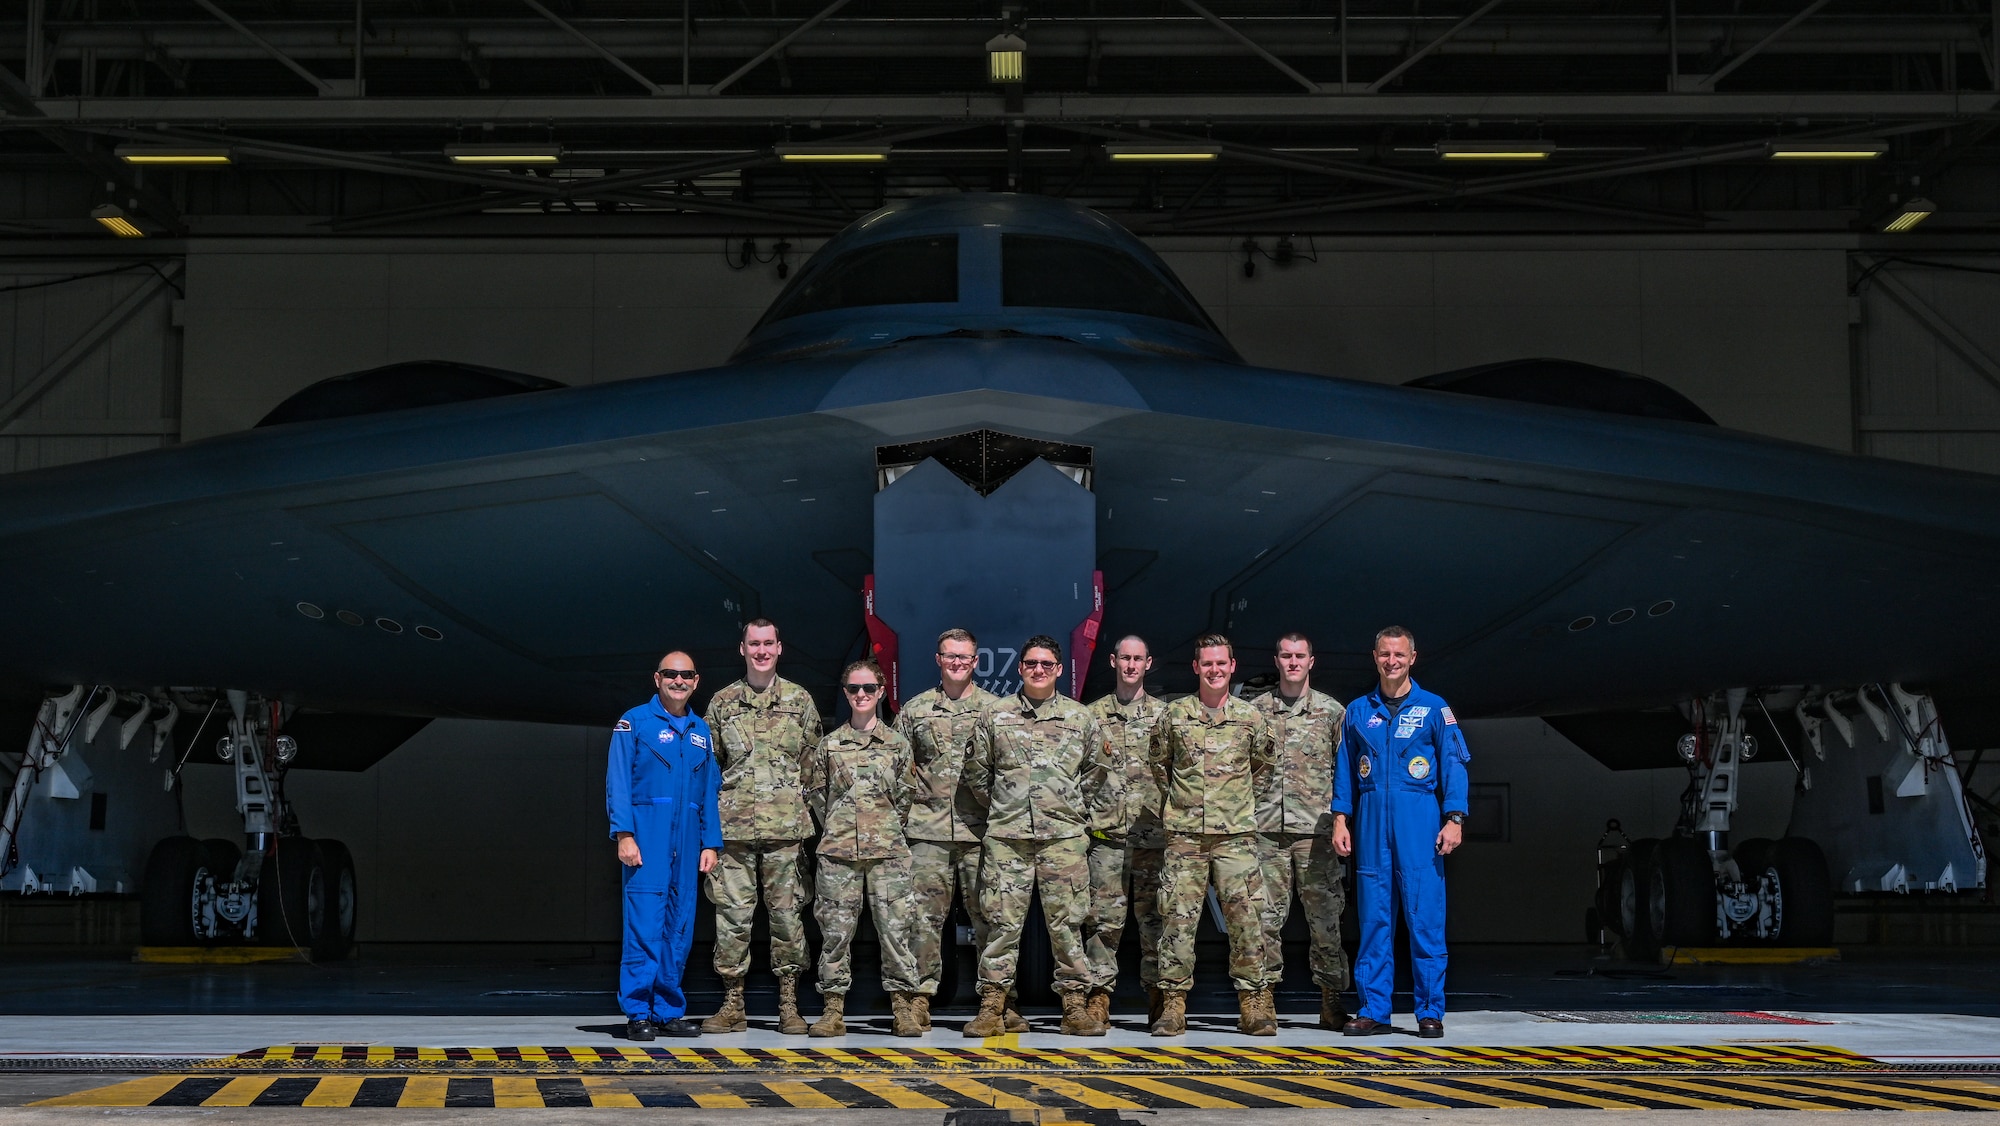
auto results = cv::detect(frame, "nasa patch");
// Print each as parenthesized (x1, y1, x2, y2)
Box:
(1358, 755, 1372, 779)
(1442, 707, 1457, 726)
(659, 730, 675, 743)
(1367, 715, 1384, 728)
(614, 719, 631, 732)
(1408, 755, 1432, 780)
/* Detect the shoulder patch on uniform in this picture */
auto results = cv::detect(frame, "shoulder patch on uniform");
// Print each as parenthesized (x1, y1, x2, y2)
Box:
(1442, 707, 1457, 725)
(614, 719, 632, 731)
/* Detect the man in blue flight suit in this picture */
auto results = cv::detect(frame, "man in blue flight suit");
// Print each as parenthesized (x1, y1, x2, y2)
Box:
(608, 650, 722, 1041)
(1331, 626, 1470, 1039)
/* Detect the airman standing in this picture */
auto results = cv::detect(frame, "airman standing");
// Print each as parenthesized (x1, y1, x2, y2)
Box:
(1149, 633, 1277, 1038)
(1083, 635, 1170, 1027)
(701, 619, 823, 1036)
(1251, 632, 1350, 1030)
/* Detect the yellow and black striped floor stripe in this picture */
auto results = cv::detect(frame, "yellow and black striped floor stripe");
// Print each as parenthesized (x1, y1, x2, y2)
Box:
(205, 1043, 1893, 1074)
(35, 1071, 2000, 1110)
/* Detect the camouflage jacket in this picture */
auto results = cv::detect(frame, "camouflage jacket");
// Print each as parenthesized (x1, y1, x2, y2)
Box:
(805, 721, 914, 861)
(1251, 687, 1347, 835)
(966, 691, 1113, 841)
(1087, 691, 1170, 847)
(705, 676, 823, 841)
(1150, 694, 1275, 836)
(894, 684, 996, 844)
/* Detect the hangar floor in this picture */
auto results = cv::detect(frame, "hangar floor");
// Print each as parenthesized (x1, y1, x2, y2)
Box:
(1, 946, 1998, 1115)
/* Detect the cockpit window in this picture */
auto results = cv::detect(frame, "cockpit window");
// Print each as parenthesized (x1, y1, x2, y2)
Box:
(1001, 234, 1210, 328)
(760, 235, 958, 323)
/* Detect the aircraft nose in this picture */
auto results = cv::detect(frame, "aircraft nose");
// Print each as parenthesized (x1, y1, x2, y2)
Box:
(815, 337, 1148, 440)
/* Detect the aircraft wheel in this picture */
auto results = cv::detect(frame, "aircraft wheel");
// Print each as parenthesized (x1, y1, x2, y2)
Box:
(1618, 838, 1659, 958)
(1595, 855, 1626, 937)
(139, 837, 205, 946)
(1732, 838, 1777, 943)
(313, 839, 359, 960)
(1770, 838, 1835, 945)
(1648, 836, 1718, 949)
(256, 838, 328, 948)
(194, 839, 244, 942)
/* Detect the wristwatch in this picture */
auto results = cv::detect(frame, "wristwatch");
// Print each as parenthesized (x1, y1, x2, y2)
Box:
(1445, 812, 1466, 825)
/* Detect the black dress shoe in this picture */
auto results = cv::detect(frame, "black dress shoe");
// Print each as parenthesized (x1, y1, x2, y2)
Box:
(1417, 1018, 1445, 1039)
(652, 1017, 702, 1038)
(1342, 1017, 1392, 1036)
(626, 1019, 656, 1042)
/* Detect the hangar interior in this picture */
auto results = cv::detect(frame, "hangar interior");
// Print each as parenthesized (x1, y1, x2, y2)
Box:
(2, 0, 1999, 1046)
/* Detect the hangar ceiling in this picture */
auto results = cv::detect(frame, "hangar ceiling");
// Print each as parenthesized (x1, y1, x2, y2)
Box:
(2, 2, 1998, 238)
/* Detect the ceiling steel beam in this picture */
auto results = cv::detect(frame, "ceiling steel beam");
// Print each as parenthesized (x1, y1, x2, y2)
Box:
(22, 92, 1995, 127)
(187, 0, 335, 96)
(1366, 0, 1506, 93)
(709, 0, 853, 96)
(1177, 0, 1319, 94)
(516, 0, 664, 96)
(1695, 0, 1835, 90)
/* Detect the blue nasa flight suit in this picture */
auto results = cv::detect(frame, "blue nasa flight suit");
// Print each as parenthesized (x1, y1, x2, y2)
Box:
(607, 699, 723, 1024)
(1331, 679, 1470, 1024)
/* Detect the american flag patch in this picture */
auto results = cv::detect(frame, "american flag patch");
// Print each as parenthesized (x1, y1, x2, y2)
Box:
(1442, 707, 1457, 725)
(614, 719, 632, 731)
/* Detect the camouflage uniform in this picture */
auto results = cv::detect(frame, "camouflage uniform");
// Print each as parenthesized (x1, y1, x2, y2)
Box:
(804, 722, 936, 996)
(1084, 691, 1170, 992)
(966, 691, 1113, 996)
(1252, 687, 1350, 991)
(1151, 694, 1275, 993)
(704, 677, 823, 980)
(895, 684, 997, 994)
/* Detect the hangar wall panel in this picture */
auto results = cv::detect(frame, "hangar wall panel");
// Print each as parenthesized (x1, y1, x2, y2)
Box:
(0, 258, 181, 471)
(1855, 255, 2000, 473)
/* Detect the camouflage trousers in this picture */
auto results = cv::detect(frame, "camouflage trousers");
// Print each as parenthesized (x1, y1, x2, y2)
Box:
(707, 839, 811, 979)
(1082, 839, 1166, 991)
(977, 834, 1090, 996)
(814, 853, 937, 996)
(1260, 831, 1350, 990)
(909, 838, 986, 995)
(1158, 832, 1271, 994)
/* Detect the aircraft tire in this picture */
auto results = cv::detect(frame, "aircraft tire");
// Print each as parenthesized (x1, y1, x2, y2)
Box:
(1648, 836, 1718, 949)
(313, 839, 358, 960)
(1771, 837, 1835, 946)
(1618, 839, 1660, 960)
(139, 836, 206, 946)
(256, 837, 328, 949)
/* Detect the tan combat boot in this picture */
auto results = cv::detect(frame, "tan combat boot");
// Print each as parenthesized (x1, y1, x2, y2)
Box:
(1150, 990, 1187, 1037)
(701, 976, 747, 1034)
(1060, 989, 1108, 1036)
(961, 984, 1009, 1038)
(1319, 985, 1349, 1031)
(1084, 988, 1112, 1029)
(776, 974, 809, 1036)
(808, 993, 846, 1038)
(1146, 986, 1164, 1026)
(912, 992, 932, 1031)
(891, 992, 924, 1038)
(1003, 990, 1029, 1034)
(1238, 988, 1277, 1036)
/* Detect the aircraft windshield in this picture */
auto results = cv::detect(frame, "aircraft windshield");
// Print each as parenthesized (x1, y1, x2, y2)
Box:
(1001, 234, 1210, 328)
(762, 234, 958, 322)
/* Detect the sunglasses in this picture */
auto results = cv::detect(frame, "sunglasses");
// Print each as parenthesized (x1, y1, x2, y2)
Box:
(843, 682, 883, 695)
(1019, 659, 1060, 671)
(655, 669, 698, 681)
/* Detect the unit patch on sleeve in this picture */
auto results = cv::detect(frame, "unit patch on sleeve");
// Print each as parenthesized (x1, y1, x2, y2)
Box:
(1358, 755, 1372, 779)
(614, 719, 632, 731)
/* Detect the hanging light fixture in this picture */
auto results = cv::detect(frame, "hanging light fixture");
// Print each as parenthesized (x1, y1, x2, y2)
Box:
(1881, 198, 1937, 233)
(987, 32, 1026, 84)
(91, 204, 145, 238)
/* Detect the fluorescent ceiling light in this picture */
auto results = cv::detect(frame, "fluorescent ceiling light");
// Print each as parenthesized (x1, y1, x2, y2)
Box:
(92, 204, 144, 238)
(987, 32, 1025, 84)
(775, 144, 891, 162)
(1435, 142, 1556, 161)
(445, 144, 562, 164)
(115, 145, 231, 165)
(1882, 197, 1936, 233)
(1768, 141, 1887, 160)
(1105, 144, 1222, 162)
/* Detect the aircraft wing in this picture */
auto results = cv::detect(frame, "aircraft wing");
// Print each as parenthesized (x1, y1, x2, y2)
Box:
(2, 334, 1997, 725)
